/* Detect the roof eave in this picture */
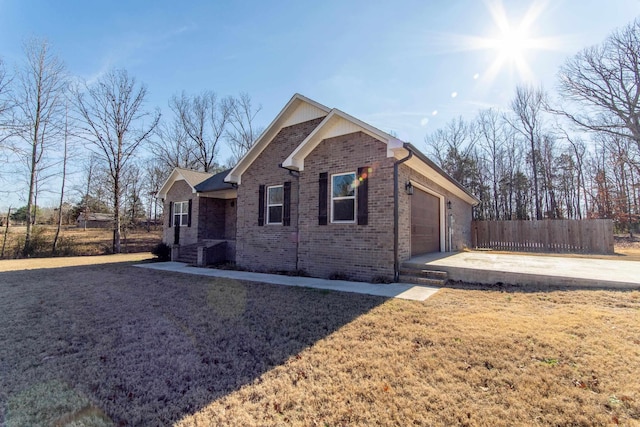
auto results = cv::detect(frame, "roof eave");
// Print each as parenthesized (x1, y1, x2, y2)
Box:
(282, 109, 405, 171)
(225, 93, 331, 184)
(402, 143, 480, 205)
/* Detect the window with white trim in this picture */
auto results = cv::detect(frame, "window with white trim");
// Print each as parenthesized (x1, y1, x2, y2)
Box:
(266, 185, 283, 224)
(173, 201, 189, 226)
(331, 172, 356, 223)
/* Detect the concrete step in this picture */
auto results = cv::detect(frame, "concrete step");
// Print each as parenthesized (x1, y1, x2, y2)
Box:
(398, 275, 446, 287)
(176, 244, 199, 264)
(399, 267, 448, 280)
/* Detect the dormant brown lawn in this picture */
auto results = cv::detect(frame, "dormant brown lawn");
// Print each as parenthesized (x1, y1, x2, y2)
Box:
(0, 256, 639, 426)
(0, 225, 162, 259)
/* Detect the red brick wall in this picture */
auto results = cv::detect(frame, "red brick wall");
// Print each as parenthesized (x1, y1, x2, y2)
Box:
(297, 131, 396, 282)
(198, 198, 225, 239)
(235, 116, 473, 280)
(224, 199, 237, 240)
(235, 117, 324, 272)
(163, 180, 199, 246)
(397, 163, 473, 260)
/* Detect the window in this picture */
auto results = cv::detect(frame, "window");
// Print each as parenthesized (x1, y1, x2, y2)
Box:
(173, 201, 189, 226)
(266, 185, 283, 224)
(331, 172, 356, 222)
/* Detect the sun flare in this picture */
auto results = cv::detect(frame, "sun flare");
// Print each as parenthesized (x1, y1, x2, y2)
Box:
(443, 0, 563, 85)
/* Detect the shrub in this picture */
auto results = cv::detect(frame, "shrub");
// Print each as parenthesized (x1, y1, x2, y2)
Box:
(371, 275, 393, 284)
(329, 272, 350, 281)
(12, 226, 49, 258)
(151, 242, 171, 261)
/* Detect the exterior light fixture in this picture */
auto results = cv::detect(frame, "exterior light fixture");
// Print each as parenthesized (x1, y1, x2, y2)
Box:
(405, 181, 414, 195)
(447, 201, 452, 210)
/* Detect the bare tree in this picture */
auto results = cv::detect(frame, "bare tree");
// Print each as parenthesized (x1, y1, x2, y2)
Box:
(557, 19, 640, 153)
(52, 103, 69, 254)
(0, 58, 12, 137)
(169, 91, 231, 172)
(144, 158, 169, 229)
(226, 92, 263, 166)
(121, 163, 145, 227)
(507, 85, 547, 220)
(151, 118, 196, 170)
(1, 206, 11, 258)
(11, 39, 66, 256)
(0, 59, 13, 188)
(425, 116, 478, 184)
(73, 69, 159, 254)
(477, 109, 509, 219)
(559, 129, 588, 219)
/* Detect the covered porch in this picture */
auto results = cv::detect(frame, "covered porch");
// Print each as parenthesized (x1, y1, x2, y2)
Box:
(174, 169, 238, 266)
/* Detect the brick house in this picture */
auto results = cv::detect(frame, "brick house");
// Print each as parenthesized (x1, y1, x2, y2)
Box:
(158, 94, 478, 282)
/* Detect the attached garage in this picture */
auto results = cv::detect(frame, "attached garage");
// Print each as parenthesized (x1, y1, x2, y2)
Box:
(411, 188, 441, 255)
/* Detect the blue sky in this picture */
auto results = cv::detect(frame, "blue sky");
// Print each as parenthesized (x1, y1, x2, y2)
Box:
(1, 0, 639, 208)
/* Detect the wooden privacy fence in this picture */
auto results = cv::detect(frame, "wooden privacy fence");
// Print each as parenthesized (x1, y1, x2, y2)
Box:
(472, 219, 614, 254)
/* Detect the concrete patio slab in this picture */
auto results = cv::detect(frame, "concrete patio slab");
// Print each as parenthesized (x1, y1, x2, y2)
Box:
(405, 251, 640, 289)
(134, 262, 440, 301)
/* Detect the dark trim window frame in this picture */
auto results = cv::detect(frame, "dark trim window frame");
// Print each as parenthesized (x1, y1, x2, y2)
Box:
(173, 200, 189, 227)
(266, 185, 284, 225)
(331, 172, 357, 223)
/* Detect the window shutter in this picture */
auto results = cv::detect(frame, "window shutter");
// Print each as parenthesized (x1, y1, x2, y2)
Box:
(168, 201, 173, 227)
(187, 199, 192, 227)
(318, 172, 328, 225)
(283, 181, 291, 226)
(357, 167, 369, 225)
(258, 185, 265, 226)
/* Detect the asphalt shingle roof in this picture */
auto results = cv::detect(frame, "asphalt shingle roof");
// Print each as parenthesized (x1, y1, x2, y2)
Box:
(194, 169, 235, 192)
(176, 168, 214, 188)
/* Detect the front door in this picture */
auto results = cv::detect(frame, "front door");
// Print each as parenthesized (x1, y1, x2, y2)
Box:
(411, 188, 440, 255)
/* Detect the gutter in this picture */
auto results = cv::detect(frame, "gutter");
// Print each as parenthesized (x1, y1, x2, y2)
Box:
(393, 147, 413, 282)
(403, 142, 478, 204)
(279, 163, 301, 271)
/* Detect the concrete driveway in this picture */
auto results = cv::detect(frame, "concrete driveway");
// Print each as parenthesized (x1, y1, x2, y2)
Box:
(405, 251, 640, 289)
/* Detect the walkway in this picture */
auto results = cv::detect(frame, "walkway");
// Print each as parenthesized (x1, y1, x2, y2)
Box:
(135, 262, 440, 301)
(405, 251, 640, 289)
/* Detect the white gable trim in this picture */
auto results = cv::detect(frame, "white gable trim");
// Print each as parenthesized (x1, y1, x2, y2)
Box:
(282, 109, 404, 171)
(225, 93, 330, 185)
(282, 101, 327, 127)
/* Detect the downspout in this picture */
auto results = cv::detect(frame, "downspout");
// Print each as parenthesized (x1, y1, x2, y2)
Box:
(394, 146, 413, 282)
(279, 164, 300, 271)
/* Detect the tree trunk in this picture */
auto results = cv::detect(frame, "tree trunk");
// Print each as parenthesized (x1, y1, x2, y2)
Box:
(1, 207, 10, 258)
(52, 106, 68, 254)
(113, 173, 121, 254)
(530, 133, 541, 220)
(23, 130, 38, 257)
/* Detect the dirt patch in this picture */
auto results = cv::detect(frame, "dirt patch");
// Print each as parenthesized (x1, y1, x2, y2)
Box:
(1, 261, 639, 426)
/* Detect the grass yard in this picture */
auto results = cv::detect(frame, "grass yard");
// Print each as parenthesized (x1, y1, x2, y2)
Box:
(0, 257, 639, 426)
(0, 226, 162, 259)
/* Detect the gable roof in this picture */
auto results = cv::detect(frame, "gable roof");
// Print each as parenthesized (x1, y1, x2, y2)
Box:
(224, 93, 479, 205)
(77, 213, 112, 222)
(402, 143, 479, 205)
(157, 168, 213, 199)
(281, 108, 403, 171)
(225, 93, 330, 185)
(194, 168, 235, 192)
